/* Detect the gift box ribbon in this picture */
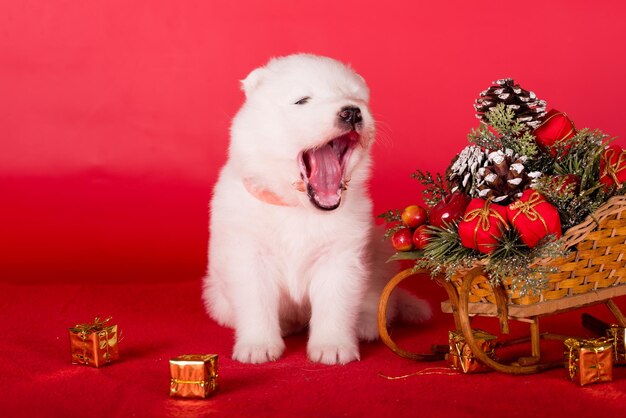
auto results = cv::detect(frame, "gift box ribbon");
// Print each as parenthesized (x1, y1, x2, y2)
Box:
(602, 147, 626, 189)
(463, 200, 508, 249)
(71, 316, 112, 334)
(509, 191, 548, 234)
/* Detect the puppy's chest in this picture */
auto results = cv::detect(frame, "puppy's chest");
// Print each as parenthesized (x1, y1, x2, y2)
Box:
(267, 214, 344, 281)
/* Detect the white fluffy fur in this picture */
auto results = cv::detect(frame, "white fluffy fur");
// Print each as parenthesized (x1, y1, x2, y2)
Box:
(202, 54, 430, 365)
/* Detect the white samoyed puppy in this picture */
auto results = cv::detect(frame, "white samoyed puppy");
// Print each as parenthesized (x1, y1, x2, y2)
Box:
(203, 54, 430, 365)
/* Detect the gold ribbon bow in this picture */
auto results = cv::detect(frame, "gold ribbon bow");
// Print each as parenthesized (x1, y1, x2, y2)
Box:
(509, 192, 548, 234)
(602, 147, 626, 189)
(462, 200, 508, 249)
(71, 316, 112, 336)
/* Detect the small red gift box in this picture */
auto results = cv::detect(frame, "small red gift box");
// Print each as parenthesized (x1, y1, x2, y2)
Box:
(600, 143, 626, 189)
(507, 190, 561, 248)
(533, 109, 576, 157)
(458, 198, 508, 254)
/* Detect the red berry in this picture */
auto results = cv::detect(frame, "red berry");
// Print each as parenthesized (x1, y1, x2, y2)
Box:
(412, 225, 431, 250)
(401, 205, 428, 228)
(391, 228, 414, 251)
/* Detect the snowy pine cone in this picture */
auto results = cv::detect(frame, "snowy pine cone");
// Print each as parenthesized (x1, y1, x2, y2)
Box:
(475, 149, 542, 204)
(474, 79, 547, 129)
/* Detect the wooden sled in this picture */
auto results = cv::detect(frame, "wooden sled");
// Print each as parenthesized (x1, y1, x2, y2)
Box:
(378, 196, 626, 374)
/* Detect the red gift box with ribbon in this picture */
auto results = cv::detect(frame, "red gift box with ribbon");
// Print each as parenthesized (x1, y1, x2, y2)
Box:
(600, 143, 626, 190)
(533, 109, 576, 157)
(458, 198, 509, 254)
(507, 190, 561, 249)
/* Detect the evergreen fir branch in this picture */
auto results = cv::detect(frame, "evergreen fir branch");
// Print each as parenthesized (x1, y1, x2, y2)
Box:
(532, 175, 576, 202)
(512, 131, 540, 160)
(533, 176, 596, 230)
(485, 103, 528, 136)
(411, 170, 450, 207)
(553, 129, 608, 191)
(468, 124, 501, 150)
(467, 104, 541, 168)
(377, 209, 406, 240)
(534, 129, 615, 229)
(525, 151, 556, 174)
(377, 209, 402, 224)
(382, 223, 407, 240)
(413, 223, 478, 280)
(484, 231, 568, 296)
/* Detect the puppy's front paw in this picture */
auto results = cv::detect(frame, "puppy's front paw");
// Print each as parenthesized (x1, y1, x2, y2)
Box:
(307, 343, 360, 365)
(233, 340, 285, 364)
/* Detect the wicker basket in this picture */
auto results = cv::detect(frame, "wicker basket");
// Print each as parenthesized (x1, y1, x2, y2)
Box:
(450, 195, 626, 305)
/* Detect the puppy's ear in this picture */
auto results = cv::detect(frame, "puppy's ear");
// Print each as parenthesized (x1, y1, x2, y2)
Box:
(240, 67, 267, 98)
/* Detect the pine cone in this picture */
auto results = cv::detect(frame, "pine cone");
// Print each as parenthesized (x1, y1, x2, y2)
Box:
(475, 149, 541, 204)
(447, 145, 489, 196)
(474, 79, 547, 129)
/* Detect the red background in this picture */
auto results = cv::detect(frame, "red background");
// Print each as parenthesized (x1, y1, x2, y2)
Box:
(2, 1, 626, 283)
(3, 2, 626, 417)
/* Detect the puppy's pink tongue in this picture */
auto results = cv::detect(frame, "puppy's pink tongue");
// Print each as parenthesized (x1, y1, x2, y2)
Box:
(308, 144, 342, 207)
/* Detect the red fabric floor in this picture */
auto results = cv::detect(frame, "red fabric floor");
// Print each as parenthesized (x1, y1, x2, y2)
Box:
(2, 275, 626, 418)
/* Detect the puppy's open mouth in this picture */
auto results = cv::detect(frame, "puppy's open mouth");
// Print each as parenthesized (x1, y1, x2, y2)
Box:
(298, 131, 360, 211)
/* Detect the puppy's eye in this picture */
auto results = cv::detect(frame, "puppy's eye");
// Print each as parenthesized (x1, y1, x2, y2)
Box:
(294, 97, 310, 105)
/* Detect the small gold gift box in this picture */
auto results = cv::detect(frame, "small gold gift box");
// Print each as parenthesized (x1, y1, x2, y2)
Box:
(606, 326, 626, 365)
(448, 329, 496, 373)
(564, 338, 613, 386)
(68, 317, 119, 367)
(169, 354, 219, 398)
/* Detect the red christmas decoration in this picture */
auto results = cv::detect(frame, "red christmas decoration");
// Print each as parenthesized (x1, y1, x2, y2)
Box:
(412, 225, 431, 250)
(391, 228, 414, 252)
(533, 109, 576, 157)
(507, 190, 561, 248)
(429, 191, 471, 228)
(458, 199, 509, 254)
(600, 143, 626, 190)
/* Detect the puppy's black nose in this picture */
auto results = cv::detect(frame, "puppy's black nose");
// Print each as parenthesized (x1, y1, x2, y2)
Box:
(339, 106, 362, 125)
